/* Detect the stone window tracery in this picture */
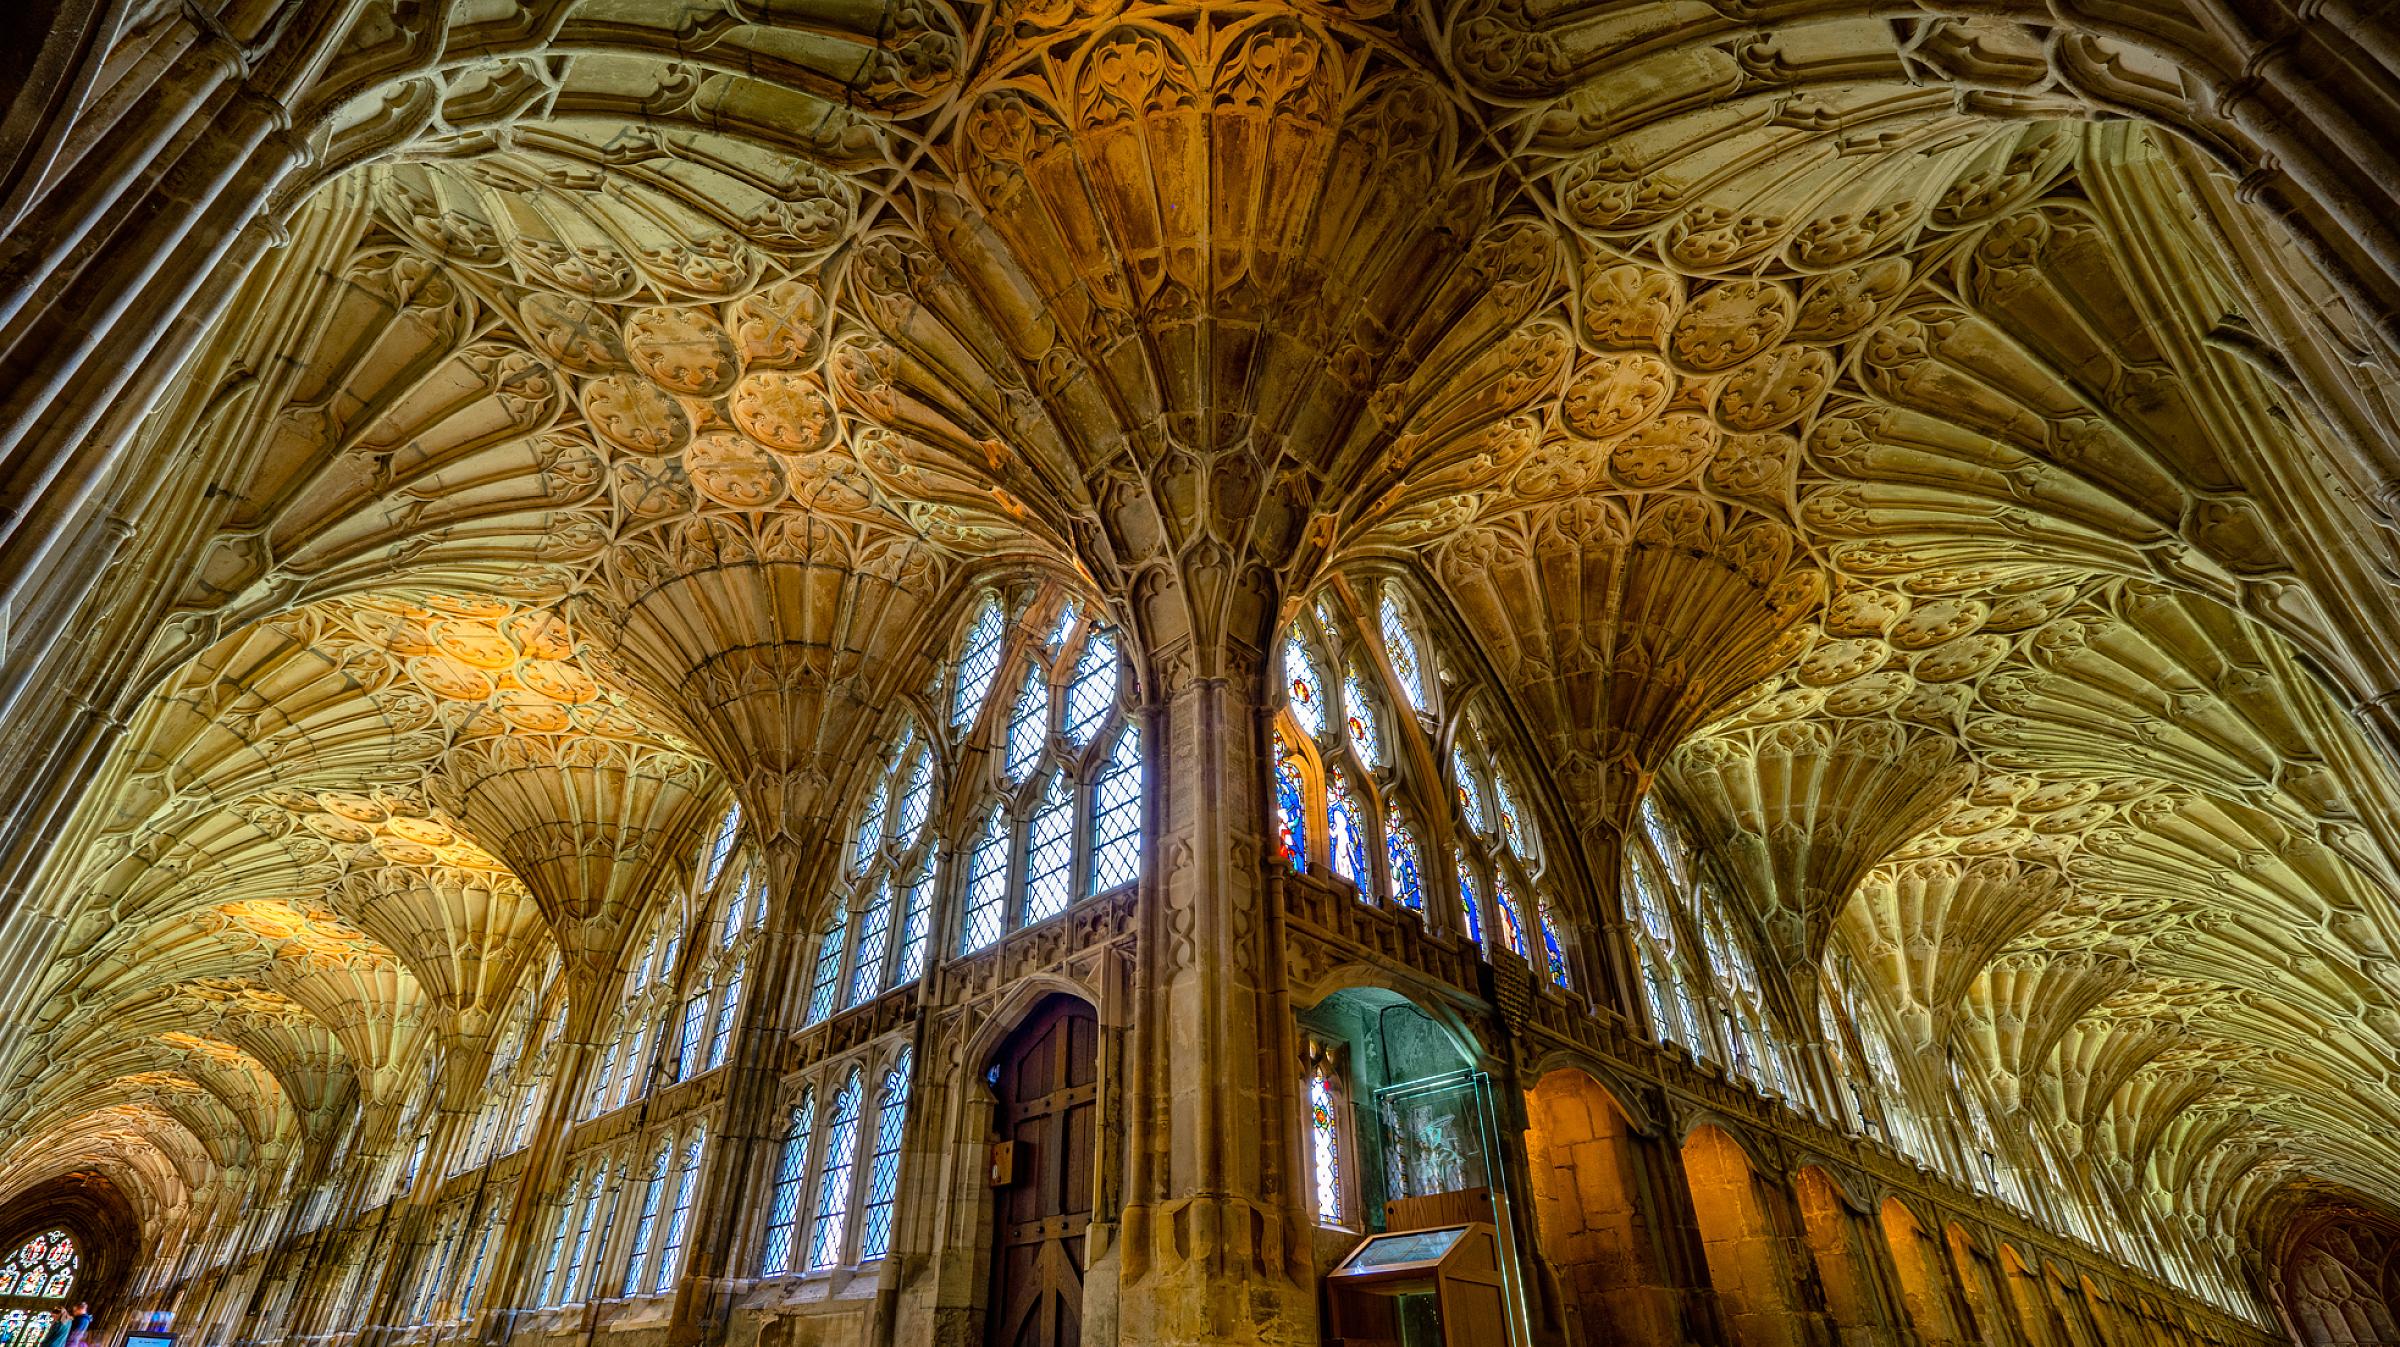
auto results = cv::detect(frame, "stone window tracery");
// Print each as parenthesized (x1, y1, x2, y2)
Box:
(653, 1129, 705, 1293)
(760, 1089, 815, 1277)
(807, 1071, 863, 1270)
(0, 1231, 75, 1299)
(621, 1145, 668, 1296)
(858, 1048, 913, 1262)
(944, 592, 1136, 957)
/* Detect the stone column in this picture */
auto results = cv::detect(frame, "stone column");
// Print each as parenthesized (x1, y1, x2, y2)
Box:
(1117, 654, 1317, 1346)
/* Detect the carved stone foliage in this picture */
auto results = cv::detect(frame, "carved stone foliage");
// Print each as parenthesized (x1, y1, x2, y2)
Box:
(7, 0, 2400, 1301)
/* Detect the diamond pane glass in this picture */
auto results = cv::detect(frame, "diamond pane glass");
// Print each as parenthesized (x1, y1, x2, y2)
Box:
(1089, 726, 1142, 893)
(1453, 748, 1488, 834)
(893, 865, 933, 981)
(850, 780, 886, 872)
(1274, 729, 1306, 873)
(1380, 593, 1426, 710)
(1384, 813, 1424, 912)
(1284, 631, 1326, 738)
(760, 1093, 814, 1276)
(894, 744, 932, 846)
(621, 1149, 667, 1296)
(656, 1133, 705, 1293)
(1309, 1072, 1341, 1223)
(1004, 664, 1049, 780)
(1343, 668, 1382, 765)
(804, 909, 847, 1024)
(859, 1050, 913, 1261)
(808, 1076, 863, 1269)
(848, 879, 893, 1007)
(1064, 626, 1119, 746)
(1022, 773, 1074, 924)
(703, 806, 742, 885)
(960, 807, 1008, 954)
(1494, 771, 1529, 852)
(707, 964, 742, 1069)
(952, 598, 1006, 734)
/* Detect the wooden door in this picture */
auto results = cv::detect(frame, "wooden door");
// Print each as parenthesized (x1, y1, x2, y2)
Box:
(988, 997, 1097, 1347)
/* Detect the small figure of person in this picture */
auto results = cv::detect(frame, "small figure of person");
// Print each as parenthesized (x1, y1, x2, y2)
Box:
(33, 1309, 65, 1347)
(62, 1304, 87, 1347)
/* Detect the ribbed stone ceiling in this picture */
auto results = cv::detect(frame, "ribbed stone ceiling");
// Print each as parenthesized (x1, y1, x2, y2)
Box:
(2, 0, 2399, 1289)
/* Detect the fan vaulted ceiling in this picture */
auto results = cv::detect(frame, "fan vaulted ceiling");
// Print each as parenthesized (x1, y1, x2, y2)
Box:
(2, 0, 2399, 1294)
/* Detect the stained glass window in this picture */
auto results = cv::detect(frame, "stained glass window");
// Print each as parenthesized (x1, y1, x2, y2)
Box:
(1538, 897, 1570, 988)
(1344, 668, 1382, 765)
(760, 1092, 814, 1276)
(1285, 630, 1326, 737)
(0, 1231, 75, 1300)
(1308, 1070, 1343, 1224)
(960, 806, 1008, 954)
(859, 1050, 914, 1261)
(1325, 767, 1369, 890)
(1380, 592, 1427, 710)
(621, 1148, 668, 1296)
(707, 961, 743, 1069)
(702, 805, 743, 886)
(952, 597, 1005, 733)
(655, 1131, 705, 1293)
(1489, 872, 1527, 957)
(1274, 729, 1307, 873)
(1004, 665, 1049, 780)
(1453, 748, 1488, 835)
(893, 866, 933, 982)
(848, 879, 894, 1007)
(804, 908, 848, 1024)
(1023, 773, 1074, 924)
(1064, 627, 1119, 746)
(808, 1074, 864, 1269)
(1385, 813, 1425, 912)
(1494, 771, 1529, 852)
(1455, 855, 1484, 946)
(1089, 726, 1142, 893)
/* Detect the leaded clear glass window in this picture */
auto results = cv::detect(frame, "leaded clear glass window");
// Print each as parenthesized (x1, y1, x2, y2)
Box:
(893, 865, 933, 981)
(952, 597, 1006, 733)
(804, 908, 848, 1025)
(760, 1092, 814, 1276)
(807, 1073, 863, 1269)
(621, 1148, 668, 1296)
(858, 1050, 913, 1261)
(848, 878, 894, 1008)
(1284, 629, 1326, 737)
(947, 592, 1136, 956)
(654, 1132, 705, 1293)
(960, 806, 1008, 954)
(1089, 726, 1141, 893)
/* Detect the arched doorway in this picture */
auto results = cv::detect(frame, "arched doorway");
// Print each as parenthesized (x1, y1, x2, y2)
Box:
(1794, 1167, 1900, 1347)
(1523, 1068, 1713, 1347)
(986, 994, 1099, 1347)
(1681, 1124, 1826, 1347)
